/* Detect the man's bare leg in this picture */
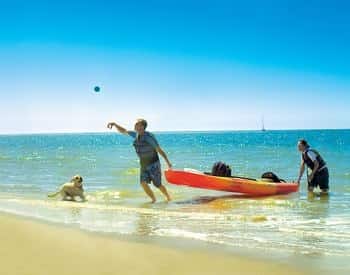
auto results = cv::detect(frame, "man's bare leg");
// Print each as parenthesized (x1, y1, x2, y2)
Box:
(158, 184, 171, 202)
(141, 182, 156, 203)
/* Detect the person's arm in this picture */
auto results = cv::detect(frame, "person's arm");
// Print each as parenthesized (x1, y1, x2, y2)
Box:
(145, 134, 172, 169)
(107, 122, 128, 134)
(156, 146, 172, 169)
(297, 160, 305, 184)
(308, 159, 319, 183)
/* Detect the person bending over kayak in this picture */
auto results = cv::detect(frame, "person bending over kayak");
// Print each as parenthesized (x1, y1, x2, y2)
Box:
(296, 139, 329, 194)
(107, 119, 172, 203)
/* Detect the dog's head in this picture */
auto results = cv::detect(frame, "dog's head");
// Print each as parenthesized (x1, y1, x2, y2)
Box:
(71, 175, 83, 188)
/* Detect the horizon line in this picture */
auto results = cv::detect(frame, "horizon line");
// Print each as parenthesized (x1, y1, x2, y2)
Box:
(0, 128, 349, 136)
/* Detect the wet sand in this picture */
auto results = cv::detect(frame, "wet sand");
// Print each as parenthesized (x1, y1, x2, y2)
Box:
(0, 213, 308, 275)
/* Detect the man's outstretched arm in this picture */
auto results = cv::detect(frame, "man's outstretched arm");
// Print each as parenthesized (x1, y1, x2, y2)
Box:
(107, 122, 128, 134)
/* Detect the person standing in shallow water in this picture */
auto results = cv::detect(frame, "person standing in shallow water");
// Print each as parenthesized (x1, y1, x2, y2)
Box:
(296, 139, 329, 194)
(107, 119, 172, 203)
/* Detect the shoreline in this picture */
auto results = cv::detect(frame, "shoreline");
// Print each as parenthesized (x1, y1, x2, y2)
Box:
(0, 211, 309, 275)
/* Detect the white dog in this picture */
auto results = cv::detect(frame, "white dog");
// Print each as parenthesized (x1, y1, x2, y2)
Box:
(48, 175, 86, 201)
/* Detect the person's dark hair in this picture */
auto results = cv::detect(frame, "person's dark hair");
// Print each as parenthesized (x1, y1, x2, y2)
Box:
(136, 119, 148, 130)
(298, 139, 309, 147)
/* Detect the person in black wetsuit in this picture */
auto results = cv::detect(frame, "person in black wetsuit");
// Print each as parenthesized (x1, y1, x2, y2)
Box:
(296, 139, 329, 194)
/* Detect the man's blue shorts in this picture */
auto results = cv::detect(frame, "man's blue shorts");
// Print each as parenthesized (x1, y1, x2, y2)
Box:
(140, 161, 162, 188)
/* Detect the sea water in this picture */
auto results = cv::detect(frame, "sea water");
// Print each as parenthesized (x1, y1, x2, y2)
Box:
(0, 130, 349, 268)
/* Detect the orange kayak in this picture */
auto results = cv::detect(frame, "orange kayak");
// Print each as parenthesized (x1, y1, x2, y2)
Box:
(165, 169, 299, 196)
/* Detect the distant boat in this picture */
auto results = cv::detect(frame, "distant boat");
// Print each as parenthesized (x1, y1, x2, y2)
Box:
(261, 116, 266, 132)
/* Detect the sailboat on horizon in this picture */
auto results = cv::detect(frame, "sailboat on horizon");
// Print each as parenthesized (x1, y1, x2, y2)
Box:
(261, 116, 266, 132)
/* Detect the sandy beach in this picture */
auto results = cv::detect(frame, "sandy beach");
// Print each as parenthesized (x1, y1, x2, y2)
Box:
(0, 213, 308, 275)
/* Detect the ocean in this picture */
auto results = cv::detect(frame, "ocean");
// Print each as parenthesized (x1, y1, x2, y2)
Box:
(0, 130, 349, 269)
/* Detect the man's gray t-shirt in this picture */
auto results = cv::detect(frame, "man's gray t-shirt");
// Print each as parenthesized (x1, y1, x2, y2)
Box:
(127, 131, 160, 169)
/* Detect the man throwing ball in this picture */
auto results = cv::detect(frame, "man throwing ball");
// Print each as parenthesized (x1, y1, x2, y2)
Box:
(107, 119, 172, 202)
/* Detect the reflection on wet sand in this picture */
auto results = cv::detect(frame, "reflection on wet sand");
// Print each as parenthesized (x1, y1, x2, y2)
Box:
(136, 213, 160, 236)
(294, 192, 330, 256)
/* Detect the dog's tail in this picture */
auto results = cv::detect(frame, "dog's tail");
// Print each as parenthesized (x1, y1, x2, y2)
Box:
(48, 191, 60, 198)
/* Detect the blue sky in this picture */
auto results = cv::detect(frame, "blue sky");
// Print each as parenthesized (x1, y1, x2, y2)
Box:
(0, 0, 349, 133)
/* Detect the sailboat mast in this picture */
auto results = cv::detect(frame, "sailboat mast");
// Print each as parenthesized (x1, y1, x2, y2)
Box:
(261, 116, 266, 131)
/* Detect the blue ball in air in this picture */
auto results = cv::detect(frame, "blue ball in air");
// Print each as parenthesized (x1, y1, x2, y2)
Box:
(94, 86, 100, 92)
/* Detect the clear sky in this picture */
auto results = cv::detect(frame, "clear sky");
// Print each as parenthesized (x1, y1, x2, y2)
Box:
(1, 0, 349, 133)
